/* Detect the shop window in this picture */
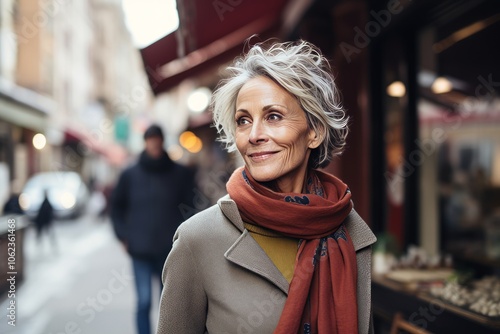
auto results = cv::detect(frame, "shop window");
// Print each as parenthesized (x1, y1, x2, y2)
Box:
(417, 9, 500, 268)
(382, 37, 409, 251)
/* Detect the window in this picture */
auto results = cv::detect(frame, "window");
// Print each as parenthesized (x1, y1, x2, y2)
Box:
(417, 5, 500, 265)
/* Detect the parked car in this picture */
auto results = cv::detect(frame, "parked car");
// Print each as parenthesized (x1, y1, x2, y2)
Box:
(19, 171, 89, 219)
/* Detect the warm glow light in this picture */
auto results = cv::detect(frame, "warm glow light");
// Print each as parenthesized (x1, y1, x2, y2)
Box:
(19, 193, 30, 210)
(167, 144, 184, 161)
(179, 131, 197, 149)
(492, 146, 500, 187)
(386, 81, 406, 97)
(179, 131, 203, 154)
(187, 87, 212, 113)
(431, 77, 453, 94)
(186, 137, 203, 153)
(33, 133, 47, 150)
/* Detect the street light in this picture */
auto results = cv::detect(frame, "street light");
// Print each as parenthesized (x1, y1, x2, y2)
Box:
(386, 81, 406, 97)
(187, 87, 212, 113)
(33, 133, 47, 150)
(431, 77, 453, 94)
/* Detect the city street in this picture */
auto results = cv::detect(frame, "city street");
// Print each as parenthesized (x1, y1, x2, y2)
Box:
(0, 213, 160, 334)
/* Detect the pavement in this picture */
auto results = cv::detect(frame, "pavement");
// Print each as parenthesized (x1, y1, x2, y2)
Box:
(0, 213, 161, 334)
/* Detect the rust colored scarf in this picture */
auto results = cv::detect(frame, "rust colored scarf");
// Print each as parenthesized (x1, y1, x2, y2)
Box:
(226, 167, 358, 334)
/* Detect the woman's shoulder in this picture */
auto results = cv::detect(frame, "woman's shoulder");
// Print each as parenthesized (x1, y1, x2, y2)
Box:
(175, 198, 241, 244)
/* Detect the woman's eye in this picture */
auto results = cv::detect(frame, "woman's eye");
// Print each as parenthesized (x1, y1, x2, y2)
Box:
(236, 117, 250, 126)
(267, 113, 282, 121)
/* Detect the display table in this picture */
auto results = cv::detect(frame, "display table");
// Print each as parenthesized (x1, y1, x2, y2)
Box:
(372, 274, 500, 334)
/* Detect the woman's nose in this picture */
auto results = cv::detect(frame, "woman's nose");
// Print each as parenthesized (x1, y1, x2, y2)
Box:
(248, 121, 268, 144)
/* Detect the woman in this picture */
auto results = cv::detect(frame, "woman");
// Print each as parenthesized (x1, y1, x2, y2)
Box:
(156, 40, 376, 334)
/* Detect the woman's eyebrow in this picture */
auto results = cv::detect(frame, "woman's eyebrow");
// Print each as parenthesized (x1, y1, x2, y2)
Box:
(263, 104, 287, 111)
(236, 104, 288, 113)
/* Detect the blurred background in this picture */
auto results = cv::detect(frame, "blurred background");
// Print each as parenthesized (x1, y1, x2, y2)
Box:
(0, 0, 499, 333)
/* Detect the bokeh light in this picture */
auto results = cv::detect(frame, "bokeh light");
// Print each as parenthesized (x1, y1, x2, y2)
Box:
(186, 137, 203, 153)
(33, 133, 47, 150)
(187, 87, 212, 113)
(167, 144, 184, 161)
(386, 81, 406, 97)
(431, 77, 453, 94)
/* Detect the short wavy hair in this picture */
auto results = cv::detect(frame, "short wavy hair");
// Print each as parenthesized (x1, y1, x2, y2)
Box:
(211, 40, 348, 169)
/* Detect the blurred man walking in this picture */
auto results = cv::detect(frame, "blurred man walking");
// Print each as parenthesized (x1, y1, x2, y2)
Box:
(111, 124, 195, 334)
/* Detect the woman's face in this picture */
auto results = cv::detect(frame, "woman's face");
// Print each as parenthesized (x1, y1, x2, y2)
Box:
(235, 76, 321, 193)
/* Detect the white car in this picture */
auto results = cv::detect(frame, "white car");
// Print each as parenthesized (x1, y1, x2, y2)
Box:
(19, 171, 89, 219)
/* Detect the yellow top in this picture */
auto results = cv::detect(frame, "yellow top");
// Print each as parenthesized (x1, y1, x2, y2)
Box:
(244, 222, 299, 283)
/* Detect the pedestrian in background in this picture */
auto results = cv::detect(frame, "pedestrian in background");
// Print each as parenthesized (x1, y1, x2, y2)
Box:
(111, 124, 195, 334)
(2, 192, 23, 215)
(156, 41, 377, 333)
(33, 189, 57, 252)
(35, 189, 54, 235)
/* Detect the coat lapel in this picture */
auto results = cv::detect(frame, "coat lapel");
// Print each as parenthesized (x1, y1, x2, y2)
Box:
(224, 230, 290, 294)
(344, 209, 378, 251)
(219, 197, 290, 294)
(218, 196, 377, 296)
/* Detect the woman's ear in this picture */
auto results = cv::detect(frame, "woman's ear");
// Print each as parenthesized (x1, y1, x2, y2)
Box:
(308, 127, 324, 150)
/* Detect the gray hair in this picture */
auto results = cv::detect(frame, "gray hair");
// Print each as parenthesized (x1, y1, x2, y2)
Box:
(211, 40, 348, 169)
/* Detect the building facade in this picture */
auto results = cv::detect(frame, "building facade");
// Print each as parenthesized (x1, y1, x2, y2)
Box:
(0, 0, 153, 211)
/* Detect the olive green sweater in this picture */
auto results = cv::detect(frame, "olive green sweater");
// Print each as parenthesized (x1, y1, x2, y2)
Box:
(244, 222, 298, 283)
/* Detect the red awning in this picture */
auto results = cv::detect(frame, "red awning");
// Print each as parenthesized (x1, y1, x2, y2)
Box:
(64, 126, 128, 166)
(140, 0, 297, 94)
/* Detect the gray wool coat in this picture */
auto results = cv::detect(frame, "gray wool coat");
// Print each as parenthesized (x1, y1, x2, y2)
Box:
(156, 195, 377, 334)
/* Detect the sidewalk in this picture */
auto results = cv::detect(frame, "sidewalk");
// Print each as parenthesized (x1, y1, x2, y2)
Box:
(0, 214, 160, 334)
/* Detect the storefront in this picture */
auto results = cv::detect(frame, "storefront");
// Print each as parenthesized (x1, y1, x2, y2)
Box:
(0, 80, 50, 295)
(0, 79, 52, 201)
(367, 0, 500, 332)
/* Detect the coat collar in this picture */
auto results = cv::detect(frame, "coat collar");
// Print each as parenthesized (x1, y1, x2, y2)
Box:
(218, 195, 377, 293)
(218, 195, 377, 251)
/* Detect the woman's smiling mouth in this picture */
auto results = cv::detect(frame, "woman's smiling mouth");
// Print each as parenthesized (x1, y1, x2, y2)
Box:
(248, 151, 278, 161)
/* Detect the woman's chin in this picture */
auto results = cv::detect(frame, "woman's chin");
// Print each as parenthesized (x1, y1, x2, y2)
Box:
(245, 166, 277, 183)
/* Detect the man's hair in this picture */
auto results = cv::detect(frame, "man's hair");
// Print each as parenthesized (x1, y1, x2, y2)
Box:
(143, 124, 164, 140)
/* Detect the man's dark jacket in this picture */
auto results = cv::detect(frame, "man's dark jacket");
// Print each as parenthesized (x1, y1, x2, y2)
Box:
(110, 151, 195, 260)
(35, 196, 53, 235)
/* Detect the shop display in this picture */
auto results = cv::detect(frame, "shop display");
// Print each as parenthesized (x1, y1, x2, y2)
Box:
(430, 276, 500, 318)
